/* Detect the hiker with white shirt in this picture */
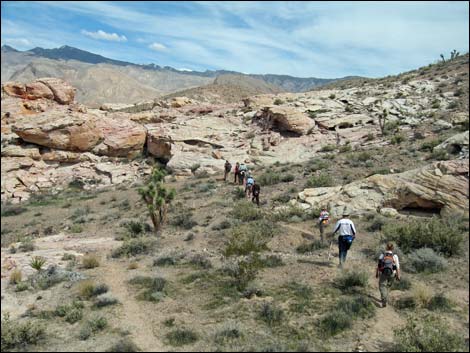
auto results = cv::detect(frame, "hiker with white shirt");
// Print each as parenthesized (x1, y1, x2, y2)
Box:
(332, 210, 356, 268)
(376, 242, 401, 308)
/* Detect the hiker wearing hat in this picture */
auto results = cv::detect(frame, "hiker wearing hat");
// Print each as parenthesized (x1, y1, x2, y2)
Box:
(332, 210, 356, 268)
(376, 242, 401, 308)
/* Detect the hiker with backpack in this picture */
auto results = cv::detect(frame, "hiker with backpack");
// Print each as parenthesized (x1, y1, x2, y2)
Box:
(245, 174, 255, 198)
(234, 162, 240, 184)
(252, 180, 261, 206)
(332, 210, 356, 268)
(224, 160, 232, 182)
(239, 163, 248, 186)
(376, 242, 400, 308)
(318, 207, 330, 243)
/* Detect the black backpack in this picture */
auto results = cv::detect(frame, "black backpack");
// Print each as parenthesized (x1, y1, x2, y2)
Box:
(381, 253, 395, 276)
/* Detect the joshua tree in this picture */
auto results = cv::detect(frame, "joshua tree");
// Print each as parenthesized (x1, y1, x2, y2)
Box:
(450, 49, 460, 60)
(378, 108, 389, 136)
(440, 53, 445, 63)
(138, 166, 175, 235)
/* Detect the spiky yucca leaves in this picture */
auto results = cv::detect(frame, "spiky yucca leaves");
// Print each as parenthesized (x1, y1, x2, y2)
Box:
(138, 167, 176, 234)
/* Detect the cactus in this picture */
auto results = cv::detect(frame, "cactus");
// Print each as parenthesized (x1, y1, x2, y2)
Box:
(138, 167, 175, 235)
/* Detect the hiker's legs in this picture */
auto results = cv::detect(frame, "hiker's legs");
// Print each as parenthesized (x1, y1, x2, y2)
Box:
(224, 171, 228, 181)
(379, 272, 393, 306)
(338, 236, 347, 266)
(319, 222, 324, 243)
(253, 194, 259, 206)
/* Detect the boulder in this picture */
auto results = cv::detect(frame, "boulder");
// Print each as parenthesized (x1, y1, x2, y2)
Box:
(434, 131, 469, 154)
(36, 78, 75, 104)
(25, 82, 54, 100)
(170, 97, 192, 108)
(1, 145, 41, 160)
(257, 106, 315, 135)
(146, 126, 173, 161)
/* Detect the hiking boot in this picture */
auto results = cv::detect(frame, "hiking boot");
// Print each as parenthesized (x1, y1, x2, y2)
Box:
(382, 300, 387, 308)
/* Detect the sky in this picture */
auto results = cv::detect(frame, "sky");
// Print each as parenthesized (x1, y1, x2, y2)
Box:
(1, 1, 469, 78)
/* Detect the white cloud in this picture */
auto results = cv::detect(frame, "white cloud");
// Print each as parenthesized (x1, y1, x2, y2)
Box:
(148, 42, 167, 51)
(3, 37, 31, 47)
(178, 68, 193, 71)
(81, 29, 127, 42)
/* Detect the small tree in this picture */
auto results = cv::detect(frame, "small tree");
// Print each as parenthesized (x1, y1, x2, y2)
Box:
(138, 167, 176, 235)
(378, 108, 388, 136)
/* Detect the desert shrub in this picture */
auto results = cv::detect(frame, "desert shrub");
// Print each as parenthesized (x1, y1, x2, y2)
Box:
(122, 220, 145, 237)
(339, 144, 352, 153)
(81, 254, 100, 269)
(296, 240, 328, 254)
(336, 271, 369, 293)
(214, 323, 242, 345)
(107, 338, 141, 352)
(30, 256, 47, 271)
(111, 238, 156, 258)
(390, 277, 412, 291)
(391, 133, 406, 144)
(79, 316, 108, 340)
(257, 171, 281, 186)
(170, 207, 198, 229)
(1, 204, 27, 217)
(419, 139, 441, 151)
(78, 281, 109, 299)
(305, 158, 328, 173)
(258, 302, 284, 326)
(224, 256, 260, 291)
(232, 187, 246, 200)
(367, 214, 386, 232)
(395, 296, 417, 310)
(62, 253, 76, 261)
(426, 293, 453, 311)
(428, 148, 449, 160)
(153, 256, 178, 267)
(329, 93, 336, 99)
(70, 224, 83, 233)
(129, 276, 166, 302)
(305, 173, 333, 188)
(321, 144, 336, 152)
(163, 318, 176, 327)
(9, 270, 22, 285)
(1, 314, 45, 351)
(280, 174, 295, 182)
(259, 255, 284, 268)
(273, 98, 284, 105)
(431, 99, 440, 109)
(407, 248, 447, 273)
(411, 283, 433, 308)
(15, 282, 29, 292)
(93, 295, 119, 309)
(224, 220, 278, 256)
(63, 307, 83, 324)
(272, 192, 291, 203)
(231, 201, 263, 222)
(394, 315, 465, 352)
(318, 310, 351, 337)
(382, 217, 463, 256)
(189, 254, 212, 269)
(166, 328, 198, 346)
(212, 220, 231, 231)
(19, 238, 35, 252)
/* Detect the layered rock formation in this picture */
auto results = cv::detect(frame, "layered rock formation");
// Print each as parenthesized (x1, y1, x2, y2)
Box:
(296, 160, 469, 217)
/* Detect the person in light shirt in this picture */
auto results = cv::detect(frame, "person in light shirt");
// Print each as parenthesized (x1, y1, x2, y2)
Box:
(376, 242, 401, 308)
(332, 210, 356, 268)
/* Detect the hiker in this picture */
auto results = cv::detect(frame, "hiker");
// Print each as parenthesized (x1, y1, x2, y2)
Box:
(224, 160, 232, 182)
(239, 163, 248, 185)
(234, 162, 240, 184)
(318, 207, 330, 243)
(245, 174, 255, 198)
(376, 242, 400, 308)
(252, 180, 261, 206)
(332, 210, 356, 268)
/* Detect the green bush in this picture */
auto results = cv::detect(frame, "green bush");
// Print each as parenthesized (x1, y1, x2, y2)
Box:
(153, 256, 178, 267)
(391, 133, 406, 144)
(329, 94, 336, 99)
(391, 277, 412, 291)
(336, 271, 369, 293)
(170, 207, 198, 229)
(30, 256, 47, 271)
(79, 316, 108, 340)
(111, 238, 156, 258)
(78, 281, 109, 299)
(223, 220, 278, 256)
(321, 144, 336, 152)
(318, 310, 351, 337)
(225, 256, 260, 291)
(1, 314, 45, 351)
(429, 148, 449, 160)
(339, 144, 352, 153)
(280, 174, 295, 183)
(129, 276, 166, 302)
(212, 220, 231, 231)
(419, 139, 441, 151)
(123, 220, 145, 237)
(93, 296, 119, 308)
(106, 338, 141, 352)
(19, 238, 35, 252)
(188, 254, 212, 269)
(426, 293, 453, 311)
(166, 328, 198, 346)
(259, 255, 284, 268)
(394, 315, 465, 351)
(232, 187, 246, 200)
(55, 301, 84, 324)
(382, 217, 464, 256)
(81, 254, 100, 269)
(214, 324, 242, 345)
(231, 201, 263, 222)
(257, 171, 281, 186)
(395, 296, 417, 310)
(407, 248, 448, 273)
(258, 302, 284, 326)
(305, 158, 328, 173)
(273, 98, 284, 105)
(306, 173, 333, 188)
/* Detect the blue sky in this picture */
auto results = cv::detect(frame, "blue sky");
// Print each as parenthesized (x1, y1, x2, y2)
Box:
(1, 1, 469, 78)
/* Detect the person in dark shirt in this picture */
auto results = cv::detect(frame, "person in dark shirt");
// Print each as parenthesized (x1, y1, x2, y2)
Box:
(252, 180, 261, 206)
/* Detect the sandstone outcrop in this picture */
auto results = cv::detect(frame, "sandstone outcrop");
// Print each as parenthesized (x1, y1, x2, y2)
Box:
(256, 106, 315, 135)
(3, 78, 75, 104)
(298, 160, 469, 217)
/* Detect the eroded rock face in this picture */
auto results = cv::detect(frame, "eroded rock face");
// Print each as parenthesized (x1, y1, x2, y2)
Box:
(298, 160, 469, 217)
(3, 78, 75, 105)
(36, 78, 75, 105)
(256, 106, 315, 135)
(146, 126, 173, 161)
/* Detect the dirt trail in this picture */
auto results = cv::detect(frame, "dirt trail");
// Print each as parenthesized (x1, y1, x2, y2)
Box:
(99, 260, 166, 352)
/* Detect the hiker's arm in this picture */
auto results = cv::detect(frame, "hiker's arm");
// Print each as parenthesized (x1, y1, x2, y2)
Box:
(350, 222, 356, 236)
(395, 255, 401, 280)
(332, 221, 340, 234)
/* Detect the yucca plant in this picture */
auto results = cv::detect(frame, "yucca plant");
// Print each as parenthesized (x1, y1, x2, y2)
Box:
(30, 256, 47, 271)
(138, 167, 176, 235)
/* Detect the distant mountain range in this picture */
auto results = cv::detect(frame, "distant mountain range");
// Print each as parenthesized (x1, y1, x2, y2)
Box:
(1, 45, 359, 105)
